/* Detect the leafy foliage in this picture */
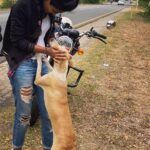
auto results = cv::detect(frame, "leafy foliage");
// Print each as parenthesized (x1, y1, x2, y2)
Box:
(0, 0, 14, 8)
(139, 0, 150, 14)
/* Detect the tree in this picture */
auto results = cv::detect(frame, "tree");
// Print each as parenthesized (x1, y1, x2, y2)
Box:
(0, 0, 14, 8)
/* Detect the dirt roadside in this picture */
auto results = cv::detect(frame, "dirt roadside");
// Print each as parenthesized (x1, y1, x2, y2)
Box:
(69, 8, 150, 150)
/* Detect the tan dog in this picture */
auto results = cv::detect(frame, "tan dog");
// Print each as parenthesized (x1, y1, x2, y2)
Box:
(34, 42, 76, 150)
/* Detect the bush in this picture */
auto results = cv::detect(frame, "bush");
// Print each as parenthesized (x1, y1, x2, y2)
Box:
(0, 0, 14, 8)
(139, 0, 150, 14)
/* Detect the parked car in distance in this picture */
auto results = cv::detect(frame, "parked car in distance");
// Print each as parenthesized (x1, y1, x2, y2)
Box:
(118, 0, 125, 5)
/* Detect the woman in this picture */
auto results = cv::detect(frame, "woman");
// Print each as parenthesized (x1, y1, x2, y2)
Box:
(2, 0, 79, 149)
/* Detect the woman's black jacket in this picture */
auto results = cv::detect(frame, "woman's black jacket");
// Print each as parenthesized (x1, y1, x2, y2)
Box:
(2, 0, 54, 73)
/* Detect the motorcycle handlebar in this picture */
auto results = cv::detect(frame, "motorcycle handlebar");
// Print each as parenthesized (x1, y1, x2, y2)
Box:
(59, 25, 107, 44)
(92, 30, 107, 39)
(62, 29, 80, 39)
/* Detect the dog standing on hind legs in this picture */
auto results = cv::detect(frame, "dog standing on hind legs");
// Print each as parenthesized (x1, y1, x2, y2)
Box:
(34, 41, 76, 150)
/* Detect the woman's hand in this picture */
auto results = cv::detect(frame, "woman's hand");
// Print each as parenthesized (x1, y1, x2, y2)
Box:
(46, 47, 69, 61)
(34, 45, 72, 62)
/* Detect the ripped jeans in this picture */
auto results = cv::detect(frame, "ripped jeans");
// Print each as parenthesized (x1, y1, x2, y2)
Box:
(9, 59, 53, 149)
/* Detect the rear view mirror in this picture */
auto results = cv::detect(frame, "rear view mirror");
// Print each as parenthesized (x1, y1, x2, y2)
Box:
(106, 20, 116, 29)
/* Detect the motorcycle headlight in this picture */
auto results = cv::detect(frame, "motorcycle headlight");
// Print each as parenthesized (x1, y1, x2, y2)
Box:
(57, 36, 73, 51)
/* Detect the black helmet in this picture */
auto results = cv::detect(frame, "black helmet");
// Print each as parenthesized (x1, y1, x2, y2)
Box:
(51, 0, 79, 11)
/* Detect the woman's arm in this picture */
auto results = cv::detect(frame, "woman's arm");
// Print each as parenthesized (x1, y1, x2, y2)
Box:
(10, 1, 35, 53)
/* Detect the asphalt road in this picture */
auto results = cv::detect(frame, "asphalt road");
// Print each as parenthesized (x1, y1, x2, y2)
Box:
(0, 4, 126, 63)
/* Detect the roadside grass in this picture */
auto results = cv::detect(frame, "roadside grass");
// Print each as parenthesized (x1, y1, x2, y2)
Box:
(0, 8, 150, 150)
(68, 9, 150, 150)
(138, 12, 150, 22)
